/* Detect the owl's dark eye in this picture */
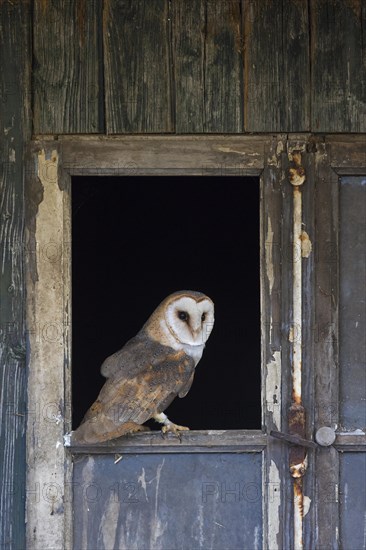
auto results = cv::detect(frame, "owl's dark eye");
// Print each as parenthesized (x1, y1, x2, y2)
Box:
(201, 313, 206, 322)
(178, 311, 189, 322)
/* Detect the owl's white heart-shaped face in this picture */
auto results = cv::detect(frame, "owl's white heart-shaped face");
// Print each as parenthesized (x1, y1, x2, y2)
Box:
(164, 295, 215, 346)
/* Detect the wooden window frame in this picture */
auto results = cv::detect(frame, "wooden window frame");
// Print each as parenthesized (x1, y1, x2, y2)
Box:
(25, 134, 366, 549)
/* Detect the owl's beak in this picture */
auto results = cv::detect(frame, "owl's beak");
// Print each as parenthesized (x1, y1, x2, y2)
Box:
(190, 326, 203, 344)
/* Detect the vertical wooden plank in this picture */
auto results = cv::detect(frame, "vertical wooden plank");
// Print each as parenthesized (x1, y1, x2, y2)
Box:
(262, 136, 289, 550)
(0, 1, 31, 548)
(313, 143, 340, 549)
(104, 0, 173, 133)
(173, 0, 243, 133)
(244, 0, 310, 132)
(33, 0, 103, 134)
(298, 145, 317, 550)
(25, 143, 72, 549)
(311, 0, 366, 132)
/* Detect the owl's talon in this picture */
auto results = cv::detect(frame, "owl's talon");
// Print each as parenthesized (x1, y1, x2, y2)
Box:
(161, 422, 189, 442)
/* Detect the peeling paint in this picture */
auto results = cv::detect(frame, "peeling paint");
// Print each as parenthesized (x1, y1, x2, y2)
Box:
(268, 139, 284, 167)
(216, 145, 259, 156)
(294, 479, 304, 546)
(266, 217, 275, 295)
(303, 495, 311, 517)
(99, 491, 120, 549)
(288, 150, 307, 549)
(292, 185, 302, 404)
(8, 148, 15, 162)
(254, 524, 261, 550)
(266, 351, 281, 429)
(26, 146, 69, 549)
(276, 140, 284, 157)
(339, 429, 366, 435)
(197, 503, 204, 547)
(150, 459, 167, 548)
(81, 457, 95, 546)
(300, 230, 312, 258)
(268, 460, 281, 550)
(137, 467, 149, 501)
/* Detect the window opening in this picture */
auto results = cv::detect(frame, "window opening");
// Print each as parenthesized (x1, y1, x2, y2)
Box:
(72, 176, 261, 431)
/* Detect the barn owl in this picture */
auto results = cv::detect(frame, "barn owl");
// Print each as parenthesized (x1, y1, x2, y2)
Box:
(72, 290, 214, 444)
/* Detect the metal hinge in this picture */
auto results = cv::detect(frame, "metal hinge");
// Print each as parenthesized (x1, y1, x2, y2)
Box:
(269, 430, 318, 449)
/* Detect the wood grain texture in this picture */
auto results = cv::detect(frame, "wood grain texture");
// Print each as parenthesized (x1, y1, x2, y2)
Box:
(328, 135, 366, 173)
(244, 0, 310, 132)
(261, 137, 289, 550)
(33, 0, 103, 133)
(0, 1, 31, 548)
(59, 135, 266, 175)
(173, 0, 243, 133)
(70, 429, 266, 453)
(311, 0, 366, 132)
(104, 0, 173, 133)
(25, 144, 72, 549)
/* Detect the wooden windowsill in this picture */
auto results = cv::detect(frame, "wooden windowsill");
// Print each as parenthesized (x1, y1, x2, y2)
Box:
(68, 429, 267, 454)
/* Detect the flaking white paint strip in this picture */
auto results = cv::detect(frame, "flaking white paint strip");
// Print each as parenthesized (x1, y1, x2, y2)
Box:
(294, 483, 303, 550)
(266, 217, 274, 295)
(268, 460, 281, 550)
(266, 351, 281, 429)
(292, 186, 302, 402)
(268, 139, 284, 167)
(216, 146, 259, 156)
(303, 495, 311, 517)
(301, 230, 312, 258)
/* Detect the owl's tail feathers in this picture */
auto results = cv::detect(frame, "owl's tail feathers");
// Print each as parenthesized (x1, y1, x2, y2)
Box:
(71, 418, 150, 444)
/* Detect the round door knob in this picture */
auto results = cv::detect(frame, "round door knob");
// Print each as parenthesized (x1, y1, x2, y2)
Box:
(315, 427, 336, 447)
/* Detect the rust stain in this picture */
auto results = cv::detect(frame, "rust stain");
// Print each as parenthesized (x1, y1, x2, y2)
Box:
(288, 165, 305, 186)
(294, 478, 304, 515)
(288, 150, 306, 186)
(289, 403, 307, 479)
(289, 403, 306, 438)
(291, 151, 302, 167)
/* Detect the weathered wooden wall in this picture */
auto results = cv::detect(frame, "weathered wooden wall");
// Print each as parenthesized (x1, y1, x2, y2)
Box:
(0, 1, 31, 548)
(32, 0, 366, 135)
(1, 1, 366, 548)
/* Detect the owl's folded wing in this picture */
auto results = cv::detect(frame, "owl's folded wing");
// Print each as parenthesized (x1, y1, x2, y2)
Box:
(100, 332, 174, 379)
(72, 348, 195, 444)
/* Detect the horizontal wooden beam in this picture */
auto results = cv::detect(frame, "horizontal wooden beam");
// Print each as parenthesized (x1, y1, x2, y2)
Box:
(36, 135, 269, 175)
(69, 429, 267, 454)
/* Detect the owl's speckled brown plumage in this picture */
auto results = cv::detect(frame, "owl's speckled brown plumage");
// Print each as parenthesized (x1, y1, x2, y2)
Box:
(72, 291, 214, 444)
